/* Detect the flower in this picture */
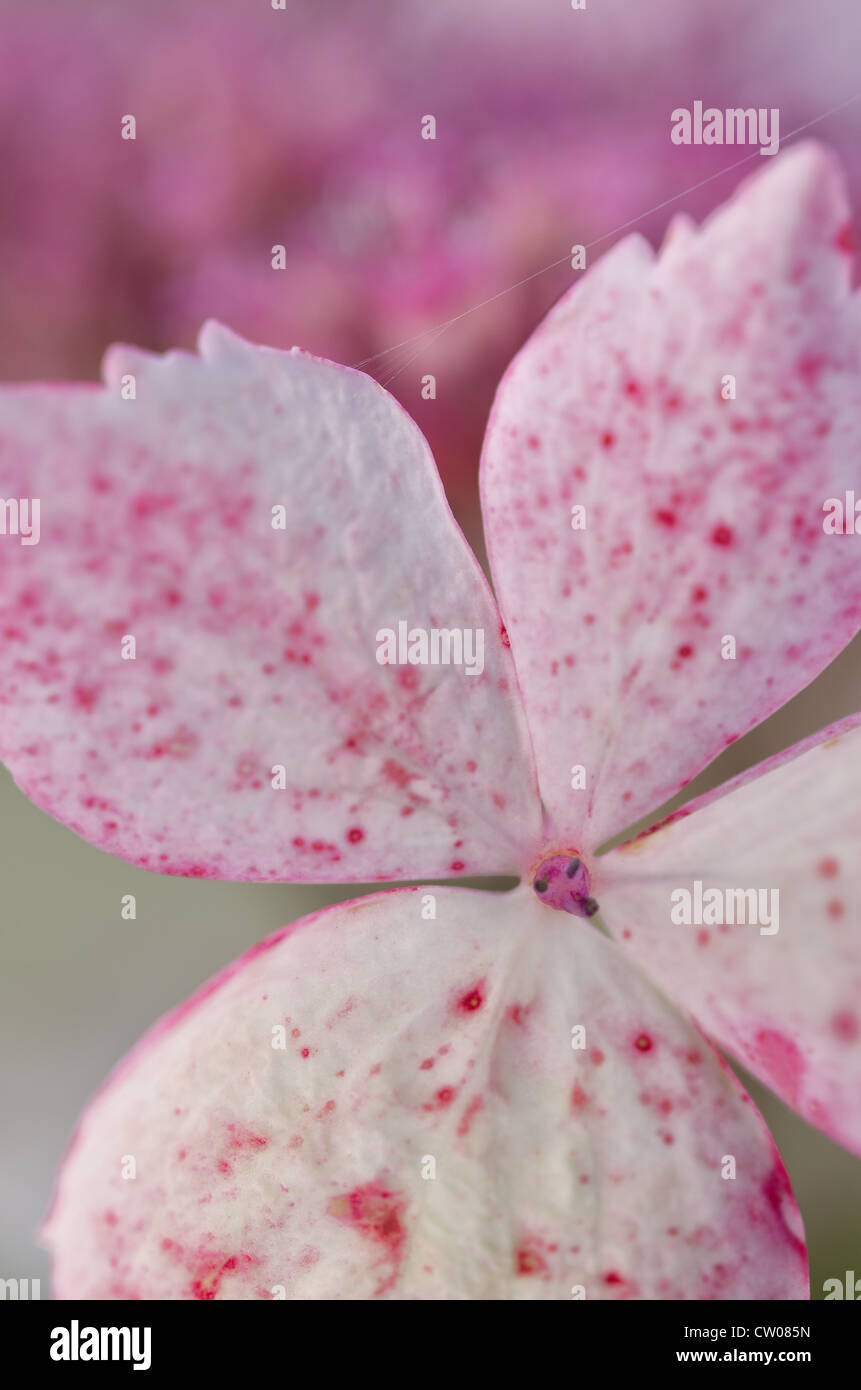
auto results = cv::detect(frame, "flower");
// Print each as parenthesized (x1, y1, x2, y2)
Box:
(1, 141, 858, 1299)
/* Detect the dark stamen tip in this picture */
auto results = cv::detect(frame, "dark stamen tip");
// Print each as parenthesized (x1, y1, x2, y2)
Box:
(534, 878, 548, 894)
(582, 897, 599, 917)
(565, 856, 581, 878)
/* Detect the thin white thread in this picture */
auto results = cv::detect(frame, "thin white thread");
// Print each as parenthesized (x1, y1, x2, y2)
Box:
(353, 88, 861, 377)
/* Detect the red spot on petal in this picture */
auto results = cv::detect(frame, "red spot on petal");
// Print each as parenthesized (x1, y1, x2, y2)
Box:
(831, 1010, 859, 1042)
(571, 1082, 589, 1112)
(72, 684, 100, 711)
(456, 982, 486, 1014)
(328, 1182, 406, 1295)
(433, 1086, 456, 1108)
(516, 1245, 549, 1277)
(382, 759, 410, 788)
(754, 1029, 804, 1105)
(835, 223, 855, 254)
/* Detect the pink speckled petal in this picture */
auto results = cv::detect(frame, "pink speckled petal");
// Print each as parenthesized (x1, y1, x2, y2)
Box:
(481, 142, 861, 849)
(44, 887, 807, 1300)
(0, 323, 542, 881)
(599, 714, 861, 1156)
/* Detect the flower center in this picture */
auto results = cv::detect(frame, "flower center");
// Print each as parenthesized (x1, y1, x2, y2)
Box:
(531, 852, 599, 918)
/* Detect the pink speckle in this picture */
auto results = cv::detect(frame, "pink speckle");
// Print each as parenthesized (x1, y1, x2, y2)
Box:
(711, 523, 734, 547)
(382, 759, 410, 789)
(654, 509, 677, 527)
(72, 684, 100, 711)
(131, 491, 174, 520)
(328, 1183, 404, 1245)
(827, 899, 845, 919)
(634, 1034, 654, 1053)
(346, 827, 365, 844)
(570, 1082, 589, 1112)
(419, 1057, 435, 1070)
(457, 1095, 484, 1137)
(224, 1124, 268, 1151)
(189, 1251, 257, 1300)
(818, 857, 839, 878)
(835, 223, 855, 254)
(830, 1010, 859, 1042)
(753, 1029, 804, 1105)
(676, 643, 694, 659)
(449, 859, 465, 872)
